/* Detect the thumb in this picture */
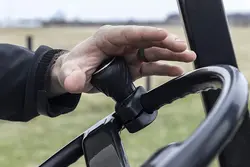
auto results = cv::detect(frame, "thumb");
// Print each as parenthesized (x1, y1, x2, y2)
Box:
(59, 64, 86, 93)
(64, 70, 86, 93)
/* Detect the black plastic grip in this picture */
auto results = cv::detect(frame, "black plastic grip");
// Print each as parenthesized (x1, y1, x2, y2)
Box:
(91, 56, 158, 133)
(91, 57, 136, 103)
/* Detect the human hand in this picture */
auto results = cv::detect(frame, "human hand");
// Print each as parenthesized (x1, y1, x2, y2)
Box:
(50, 25, 196, 96)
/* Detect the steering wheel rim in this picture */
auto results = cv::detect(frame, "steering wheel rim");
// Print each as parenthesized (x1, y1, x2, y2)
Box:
(141, 65, 248, 167)
(39, 64, 248, 167)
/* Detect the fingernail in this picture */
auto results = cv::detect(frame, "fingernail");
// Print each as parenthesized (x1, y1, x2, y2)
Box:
(175, 38, 185, 42)
(176, 40, 187, 49)
(186, 50, 196, 55)
(157, 28, 164, 31)
(156, 28, 167, 35)
(184, 49, 193, 53)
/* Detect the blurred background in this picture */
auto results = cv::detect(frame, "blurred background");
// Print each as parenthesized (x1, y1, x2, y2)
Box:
(0, 0, 249, 166)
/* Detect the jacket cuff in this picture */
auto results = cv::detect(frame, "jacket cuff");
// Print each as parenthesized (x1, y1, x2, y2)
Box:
(34, 46, 81, 117)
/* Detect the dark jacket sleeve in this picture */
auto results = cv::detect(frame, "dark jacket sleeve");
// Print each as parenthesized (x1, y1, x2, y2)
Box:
(0, 43, 81, 122)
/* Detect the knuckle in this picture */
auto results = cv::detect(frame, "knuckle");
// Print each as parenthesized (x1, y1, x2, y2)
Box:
(98, 25, 112, 31)
(126, 25, 142, 42)
(121, 29, 130, 42)
(94, 25, 112, 36)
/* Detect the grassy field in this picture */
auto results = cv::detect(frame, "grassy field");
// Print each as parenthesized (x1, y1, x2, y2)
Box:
(0, 26, 249, 167)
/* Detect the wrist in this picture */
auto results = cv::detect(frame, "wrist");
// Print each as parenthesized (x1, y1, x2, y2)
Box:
(47, 51, 68, 97)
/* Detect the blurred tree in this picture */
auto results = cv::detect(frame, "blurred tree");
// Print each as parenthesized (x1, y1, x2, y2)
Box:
(51, 10, 67, 22)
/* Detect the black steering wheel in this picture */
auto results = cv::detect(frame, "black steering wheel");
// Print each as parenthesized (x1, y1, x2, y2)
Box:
(39, 56, 249, 167)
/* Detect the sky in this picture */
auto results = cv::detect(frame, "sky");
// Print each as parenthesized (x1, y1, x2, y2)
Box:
(0, 0, 249, 21)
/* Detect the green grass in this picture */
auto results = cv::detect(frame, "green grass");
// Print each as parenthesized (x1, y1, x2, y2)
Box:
(0, 92, 210, 167)
(0, 26, 249, 166)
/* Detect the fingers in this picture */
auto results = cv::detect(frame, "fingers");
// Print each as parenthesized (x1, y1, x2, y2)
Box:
(95, 25, 188, 54)
(153, 34, 187, 52)
(99, 25, 167, 44)
(139, 62, 184, 78)
(144, 47, 197, 63)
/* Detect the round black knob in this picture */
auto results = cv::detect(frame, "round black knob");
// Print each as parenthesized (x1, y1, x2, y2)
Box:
(91, 56, 136, 103)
